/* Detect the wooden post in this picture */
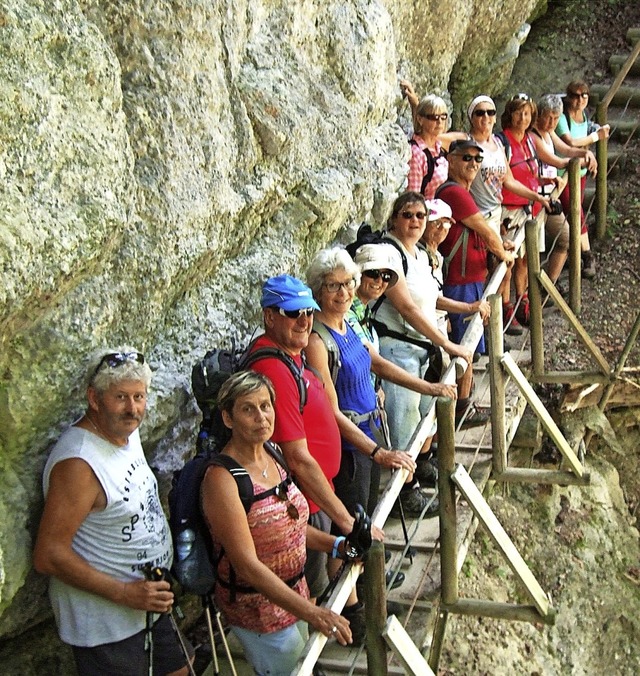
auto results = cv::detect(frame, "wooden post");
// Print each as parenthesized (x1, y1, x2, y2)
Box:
(364, 541, 388, 675)
(595, 102, 608, 240)
(487, 294, 507, 475)
(525, 219, 544, 375)
(567, 158, 582, 314)
(437, 397, 457, 607)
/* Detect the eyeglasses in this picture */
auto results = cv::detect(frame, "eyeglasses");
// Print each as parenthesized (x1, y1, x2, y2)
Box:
(275, 481, 300, 520)
(92, 351, 145, 378)
(452, 153, 484, 164)
(323, 278, 357, 293)
(400, 210, 427, 220)
(570, 91, 589, 99)
(277, 307, 315, 319)
(423, 113, 448, 121)
(363, 269, 394, 283)
(512, 93, 530, 101)
(473, 109, 497, 117)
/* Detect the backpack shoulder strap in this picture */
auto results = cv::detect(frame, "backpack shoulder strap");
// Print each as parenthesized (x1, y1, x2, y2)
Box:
(206, 454, 255, 513)
(495, 131, 511, 161)
(207, 444, 293, 513)
(311, 320, 341, 384)
(410, 138, 436, 194)
(433, 181, 470, 280)
(239, 344, 307, 413)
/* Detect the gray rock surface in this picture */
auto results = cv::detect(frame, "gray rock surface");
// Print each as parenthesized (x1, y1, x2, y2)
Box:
(0, 0, 542, 659)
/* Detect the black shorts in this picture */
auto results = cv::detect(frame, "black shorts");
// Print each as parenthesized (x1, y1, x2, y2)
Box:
(71, 614, 194, 676)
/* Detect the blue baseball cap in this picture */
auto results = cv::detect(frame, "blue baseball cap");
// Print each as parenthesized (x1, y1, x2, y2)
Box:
(260, 274, 321, 311)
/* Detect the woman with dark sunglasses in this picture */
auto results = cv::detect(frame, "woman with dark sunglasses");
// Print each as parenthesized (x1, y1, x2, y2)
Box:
(201, 370, 352, 674)
(401, 80, 466, 199)
(467, 95, 549, 335)
(554, 80, 610, 279)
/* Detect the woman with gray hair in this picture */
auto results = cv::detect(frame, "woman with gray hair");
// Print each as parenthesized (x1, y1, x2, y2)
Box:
(530, 93, 590, 283)
(305, 246, 419, 643)
(401, 80, 466, 199)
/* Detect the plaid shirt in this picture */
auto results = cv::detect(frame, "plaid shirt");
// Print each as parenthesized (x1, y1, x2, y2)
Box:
(407, 135, 449, 199)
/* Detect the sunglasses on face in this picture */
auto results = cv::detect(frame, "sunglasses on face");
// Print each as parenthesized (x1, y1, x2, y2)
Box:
(512, 93, 530, 101)
(323, 278, 357, 293)
(92, 351, 145, 378)
(277, 307, 315, 319)
(431, 219, 452, 229)
(423, 113, 448, 122)
(570, 91, 589, 99)
(399, 210, 427, 220)
(363, 269, 393, 283)
(452, 153, 484, 164)
(473, 109, 497, 117)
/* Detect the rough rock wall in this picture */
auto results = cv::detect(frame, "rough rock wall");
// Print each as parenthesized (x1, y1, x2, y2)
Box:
(0, 0, 542, 654)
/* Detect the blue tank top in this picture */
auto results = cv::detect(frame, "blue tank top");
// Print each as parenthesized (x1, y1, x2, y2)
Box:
(322, 323, 378, 451)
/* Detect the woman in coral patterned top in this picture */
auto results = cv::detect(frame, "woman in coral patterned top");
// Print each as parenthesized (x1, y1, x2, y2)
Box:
(201, 371, 351, 675)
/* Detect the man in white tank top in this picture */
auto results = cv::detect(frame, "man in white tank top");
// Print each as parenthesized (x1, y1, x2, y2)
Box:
(34, 348, 193, 676)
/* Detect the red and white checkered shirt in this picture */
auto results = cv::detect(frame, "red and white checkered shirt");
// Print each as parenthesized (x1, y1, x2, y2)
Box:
(407, 134, 449, 199)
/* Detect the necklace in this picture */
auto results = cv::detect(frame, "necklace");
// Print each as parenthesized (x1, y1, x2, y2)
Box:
(261, 457, 269, 478)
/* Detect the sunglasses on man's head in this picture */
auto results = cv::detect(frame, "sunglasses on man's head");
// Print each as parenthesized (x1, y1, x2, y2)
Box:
(363, 269, 393, 283)
(93, 351, 145, 377)
(399, 210, 427, 220)
(473, 109, 496, 117)
(277, 307, 315, 319)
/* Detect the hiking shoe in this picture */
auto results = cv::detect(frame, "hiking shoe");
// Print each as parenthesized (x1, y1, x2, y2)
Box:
(503, 302, 523, 335)
(341, 601, 366, 645)
(515, 294, 530, 327)
(581, 251, 596, 279)
(386, 569, 405, 590)
(455, 402, 490, 429)
(415, 456, 438, 486)
(391, 487, 439, 518)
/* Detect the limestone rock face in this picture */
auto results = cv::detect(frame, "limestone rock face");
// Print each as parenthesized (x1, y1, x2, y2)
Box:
(0, 0, 542, 650)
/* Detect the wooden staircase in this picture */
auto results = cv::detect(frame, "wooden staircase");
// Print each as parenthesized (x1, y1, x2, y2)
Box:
(583, 27, 640, 208)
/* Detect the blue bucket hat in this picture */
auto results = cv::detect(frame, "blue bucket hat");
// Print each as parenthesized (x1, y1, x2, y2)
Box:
(261, 274, 321, 311)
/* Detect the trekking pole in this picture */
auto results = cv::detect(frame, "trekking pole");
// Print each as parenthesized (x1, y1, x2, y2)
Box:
(397, 498, 414, 565)
(207, 596, 239, 676)
(202, 596, 220, 675)
(144, 565, 196, 676)
(145, 611, 154, 676)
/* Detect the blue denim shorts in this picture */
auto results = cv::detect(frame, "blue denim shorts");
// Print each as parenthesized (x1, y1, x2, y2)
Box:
(232, 620, 309, 676)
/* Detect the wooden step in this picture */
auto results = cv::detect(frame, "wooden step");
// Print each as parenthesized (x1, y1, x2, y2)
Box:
(590, 83, 640, 107)
(609, 54, 640, 76)
(607, 117, 640, 142)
